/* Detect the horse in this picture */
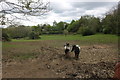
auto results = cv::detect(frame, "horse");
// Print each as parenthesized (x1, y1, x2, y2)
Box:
(71, 45, 80, 60)
(64, 43, 71, 58)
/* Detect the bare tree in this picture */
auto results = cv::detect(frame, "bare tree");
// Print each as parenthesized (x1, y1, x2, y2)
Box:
(0, 0, 50, 25)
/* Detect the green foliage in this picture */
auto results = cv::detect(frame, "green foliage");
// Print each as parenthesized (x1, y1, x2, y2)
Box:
(7, 25, 31, 39)
(102, 26, 112, 34)
(53, 20, 57, 27)
(2, 29, 11, 41)
(101, 2, 120, 35)
(67, 20, 80, 32)
(29, 31, 40, 39)
(67, 15, 101, 35)
(78, 27, 94, 36)
(70, 20, 75, 24)
(56, 21, 64, 31)
(80, 15, 101, 33)
(63, 29, 68, 36)
(41, 21, 67, 34)
(11, 34, 118, 45)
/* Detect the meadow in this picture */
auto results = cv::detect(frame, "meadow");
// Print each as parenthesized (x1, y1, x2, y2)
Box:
(10, 34, 118, 43)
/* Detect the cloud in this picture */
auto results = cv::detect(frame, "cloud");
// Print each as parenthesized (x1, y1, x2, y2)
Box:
(71, 2, 117, 10)
(1, 0, 118, 26)
(23, 1, 118, 26)
(0, 25, 7, 28)
(51, 2, 74, 13)
(44, 2, 117, 25)
(50, 0, 119, 2)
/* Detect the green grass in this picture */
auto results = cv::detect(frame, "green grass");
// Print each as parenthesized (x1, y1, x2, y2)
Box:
(2, 43, 19, 47)
(41, 34, 82, 40)
(3, 34, 118, 47)
(11, 34, 118, 44)
(12, 52, 39, 60)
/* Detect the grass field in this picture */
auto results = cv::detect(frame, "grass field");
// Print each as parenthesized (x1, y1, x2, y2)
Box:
(11, 34, 118, 44)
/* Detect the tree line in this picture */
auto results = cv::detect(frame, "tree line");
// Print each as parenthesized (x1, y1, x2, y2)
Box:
(2, 2, 120, 41)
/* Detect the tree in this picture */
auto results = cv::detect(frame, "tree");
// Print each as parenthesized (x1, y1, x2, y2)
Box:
(2, 28, 11, 41)
(67, 20, 80, 33)
(29, 31, 40, 39)
(29, 26, 41, 39)
(118, 1, 120, 35)
(53, 20, 57, 27)
(0, 0, 50, 25)
(7, 25, 31, 39)
(76, 15, 101, 35)
(70, 20, 75, 24)
(101, 2, 120, 35)
(63, 29, 68, 36)
(56, 21, 65, 33)
(102, 15, 113, 34)
(78, 26, 94, 36)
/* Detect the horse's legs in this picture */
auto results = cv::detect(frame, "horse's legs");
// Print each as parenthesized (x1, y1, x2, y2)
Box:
(75, 52, 79, 60)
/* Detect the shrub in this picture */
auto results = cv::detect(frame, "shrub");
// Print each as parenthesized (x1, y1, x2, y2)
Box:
(29, 32, 40, 39)
(2, 31, 11, 41)
(102, 27, 112, 34)
(78, 27, 95, 36)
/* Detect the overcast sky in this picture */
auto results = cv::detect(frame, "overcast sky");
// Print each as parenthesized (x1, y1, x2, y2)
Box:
(0, 0, 119, 26)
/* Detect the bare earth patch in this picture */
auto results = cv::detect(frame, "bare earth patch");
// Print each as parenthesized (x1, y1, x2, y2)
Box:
(2, 41, 119, 78)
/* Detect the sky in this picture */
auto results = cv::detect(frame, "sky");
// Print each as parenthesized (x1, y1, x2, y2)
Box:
(0, 0, 119, 27)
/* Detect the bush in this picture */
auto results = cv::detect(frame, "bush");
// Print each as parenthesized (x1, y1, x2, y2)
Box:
(2, 31, 11, 41)
(78, 27, 95, 36)
(29, 32, 40, 39)
(102, 27, 112, 34)
(48, 31, 63, 34)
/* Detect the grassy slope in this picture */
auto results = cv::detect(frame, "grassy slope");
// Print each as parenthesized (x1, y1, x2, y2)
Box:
(10, 34, 118, 44)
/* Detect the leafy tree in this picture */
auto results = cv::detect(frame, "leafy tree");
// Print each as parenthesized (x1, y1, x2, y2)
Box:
(29, 31, 40, 39)
(70, 20, 75, 24)
(101, 2, 120, 35)
(7, 25, 31, 39)
(53, 20, 57, 27)
(0, 0, 50, 25)
(67, 20, 80, 33)
(63, 29, 68, 36)
(56, 21, 65, 33)
(2, 28, 11, 41)
(78, 26, 94, 36)
(29, 26, 41, 39)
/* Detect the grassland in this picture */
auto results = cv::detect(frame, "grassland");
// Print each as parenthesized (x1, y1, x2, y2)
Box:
(11, 34, 118, 44)
(41, 34, 118, 44)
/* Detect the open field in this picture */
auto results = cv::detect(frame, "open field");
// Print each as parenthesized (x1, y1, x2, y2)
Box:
(12, 34, 118, 44)
(2, 34, 119, 78)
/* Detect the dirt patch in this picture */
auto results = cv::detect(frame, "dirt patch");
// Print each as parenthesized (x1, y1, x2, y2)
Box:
(2, 41, 119, 78)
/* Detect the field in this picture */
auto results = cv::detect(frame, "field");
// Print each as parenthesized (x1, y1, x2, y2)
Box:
(2, 34, 119, 78)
